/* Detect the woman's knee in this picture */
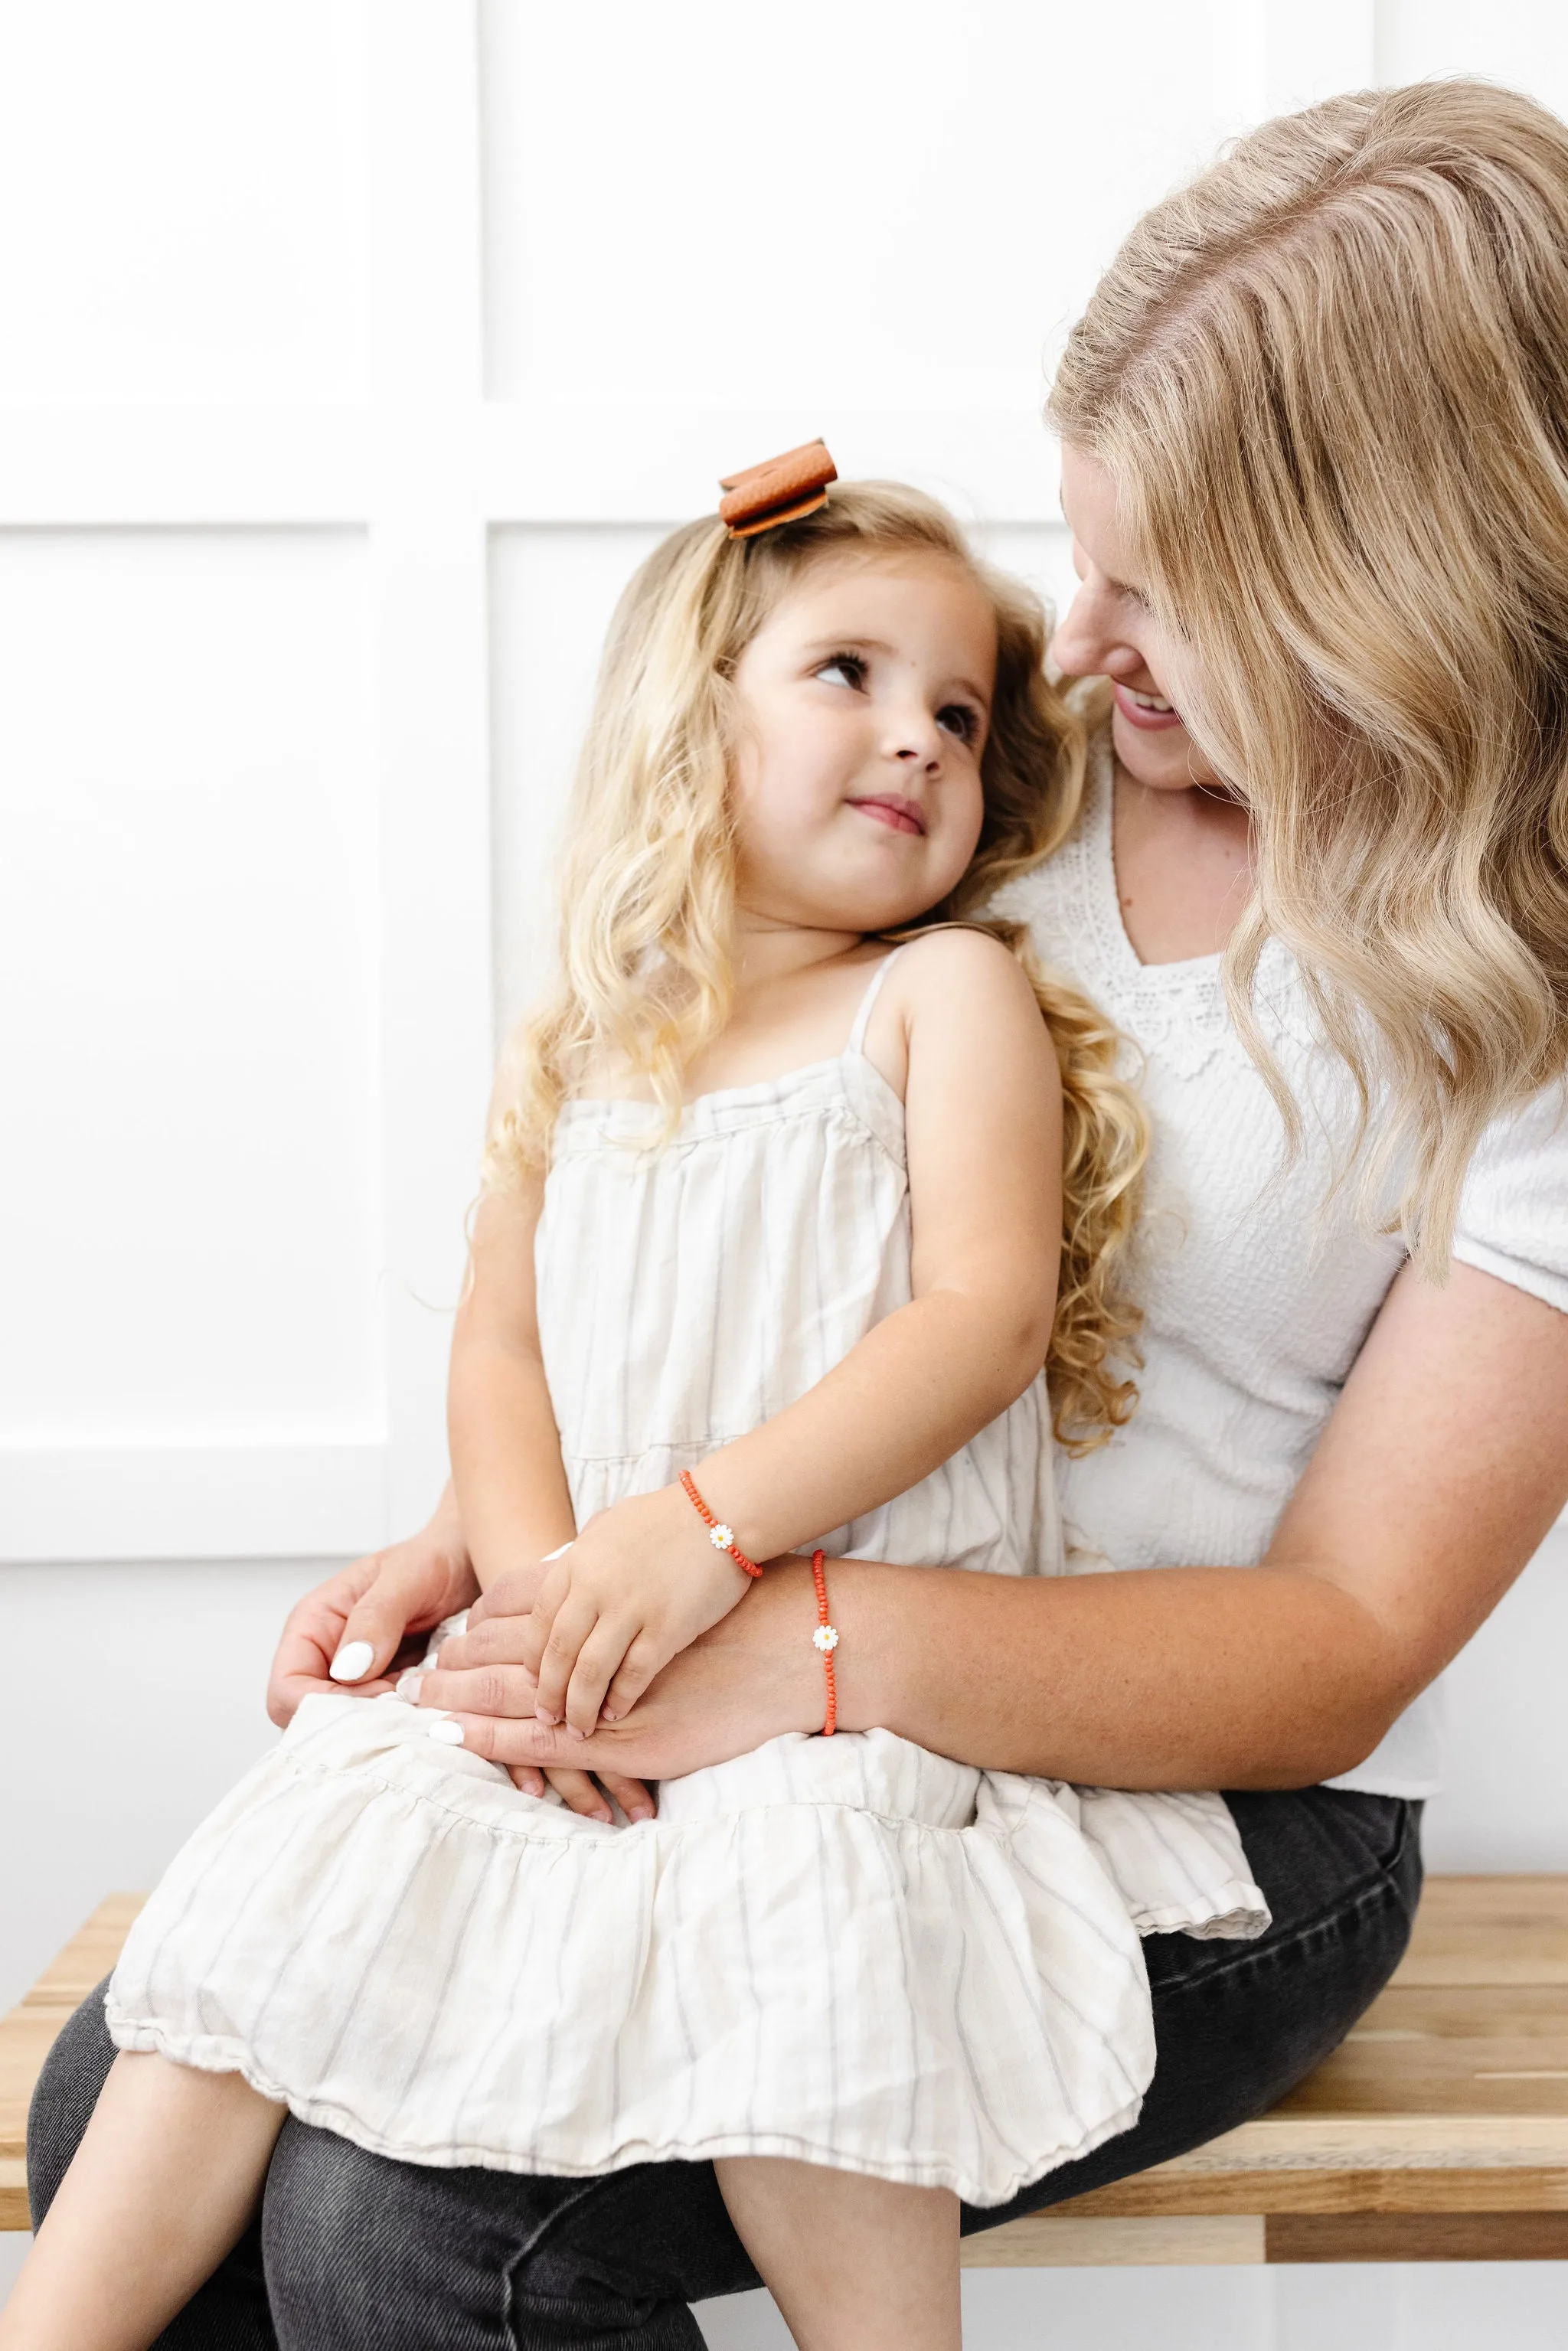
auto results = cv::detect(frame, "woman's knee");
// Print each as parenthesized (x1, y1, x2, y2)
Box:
(261, 2129, 730, 2351)
(25, 1977, 118, 2224)
(262, 2124, 523, 2349)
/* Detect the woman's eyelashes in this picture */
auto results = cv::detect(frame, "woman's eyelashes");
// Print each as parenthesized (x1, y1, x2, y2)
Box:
(811, 651, 982, 746)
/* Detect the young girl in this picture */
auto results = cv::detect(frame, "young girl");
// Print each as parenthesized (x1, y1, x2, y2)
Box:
(9, 453, 1267, 2351)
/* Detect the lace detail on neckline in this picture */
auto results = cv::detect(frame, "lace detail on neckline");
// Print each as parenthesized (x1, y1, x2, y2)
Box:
(991, 733, 1319, 1081)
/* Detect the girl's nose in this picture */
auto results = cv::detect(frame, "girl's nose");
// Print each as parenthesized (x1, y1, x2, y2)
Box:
(887, 704, 944, 768)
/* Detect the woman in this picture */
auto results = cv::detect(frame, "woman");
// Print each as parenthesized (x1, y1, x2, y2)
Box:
(30, 77, 1568, 2351)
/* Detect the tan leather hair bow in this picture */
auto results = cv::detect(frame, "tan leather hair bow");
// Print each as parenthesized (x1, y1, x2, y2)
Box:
(718, 439, 838, 537)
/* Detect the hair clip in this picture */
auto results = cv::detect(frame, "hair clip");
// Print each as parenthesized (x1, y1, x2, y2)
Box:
(718, 439, 838, 538)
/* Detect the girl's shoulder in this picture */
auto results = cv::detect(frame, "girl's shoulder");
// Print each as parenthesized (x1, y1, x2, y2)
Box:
(883, 920, 1035, 999)
(861, 923, 1054, 1102)
(874, 924, 1041, 1043)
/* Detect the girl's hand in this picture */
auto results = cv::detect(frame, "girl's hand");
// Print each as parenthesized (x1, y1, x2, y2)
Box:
(522, 1484, 756, 1734)
(416, 1553, 825, 1778)
(266, 1495, 478, 1728)
(521, 1765, 658, 1825)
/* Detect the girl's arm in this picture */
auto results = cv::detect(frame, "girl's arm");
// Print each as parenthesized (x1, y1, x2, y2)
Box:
(697, 929, 1066, 1559)
(422, 1255, 1568, 1789)
(522, 929, 1065, 1733)
(447, 1176, 578, 1592)
(451, 1180, 664, 1819)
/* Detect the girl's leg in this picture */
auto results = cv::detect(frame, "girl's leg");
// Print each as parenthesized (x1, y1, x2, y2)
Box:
(2, 2052, 285, 2351)
(714, 2158, 960, 2351)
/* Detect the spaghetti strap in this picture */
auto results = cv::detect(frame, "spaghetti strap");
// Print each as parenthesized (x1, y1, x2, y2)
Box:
(844, 945, 910, 1060)
(844, 921, 987, 1060)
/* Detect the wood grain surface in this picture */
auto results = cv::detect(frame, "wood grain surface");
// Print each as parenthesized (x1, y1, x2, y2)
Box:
(0, 1895, 145, 2229)
(6, 1879, 1568, 2261)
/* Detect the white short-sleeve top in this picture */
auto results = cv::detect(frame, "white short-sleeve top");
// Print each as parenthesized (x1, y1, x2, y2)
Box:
(991, 735, 1568, 1798)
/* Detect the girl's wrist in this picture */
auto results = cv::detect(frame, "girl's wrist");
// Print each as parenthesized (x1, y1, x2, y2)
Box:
(682, 1458, 826, 1576)
(429, 1479, 469, 1565)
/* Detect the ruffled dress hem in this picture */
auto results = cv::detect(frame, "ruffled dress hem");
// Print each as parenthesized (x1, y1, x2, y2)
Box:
(101, 2007, 1145, 2208)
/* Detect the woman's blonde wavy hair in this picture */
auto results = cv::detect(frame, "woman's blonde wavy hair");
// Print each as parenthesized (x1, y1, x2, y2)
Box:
(1052, 78, 1568, 1263)
(488, 481, 1148, 1448)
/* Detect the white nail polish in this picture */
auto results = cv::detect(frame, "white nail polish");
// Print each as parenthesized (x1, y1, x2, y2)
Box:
(329, 1640, 375, 1683)
(426, 1717, 466, 1746)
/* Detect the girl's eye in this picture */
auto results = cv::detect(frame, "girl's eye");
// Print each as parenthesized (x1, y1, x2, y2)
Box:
(938, 704, 980, 744)
(815, 652, 867, 689)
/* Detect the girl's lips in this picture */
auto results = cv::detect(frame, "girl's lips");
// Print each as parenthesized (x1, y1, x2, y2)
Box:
(1112, 681, 1184, 733)
(850, 795, 926, 835)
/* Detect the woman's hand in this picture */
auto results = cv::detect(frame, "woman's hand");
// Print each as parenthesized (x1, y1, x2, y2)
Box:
(413, 1553, 825, 1781)
(266, 1487, 478, 1728)
(521, 1485, 756, 1734)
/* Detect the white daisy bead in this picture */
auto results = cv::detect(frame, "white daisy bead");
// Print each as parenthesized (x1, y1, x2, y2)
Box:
(710, 1523, 733, 1550)
(813, 1624, 839, 1653)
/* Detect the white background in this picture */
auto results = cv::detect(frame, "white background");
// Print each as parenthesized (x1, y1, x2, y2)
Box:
(2, 3, 1566, 2341)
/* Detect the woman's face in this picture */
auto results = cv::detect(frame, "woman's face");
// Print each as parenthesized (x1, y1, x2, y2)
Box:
(727, 551, 996, 936)
(1050, 442, 1220, 794)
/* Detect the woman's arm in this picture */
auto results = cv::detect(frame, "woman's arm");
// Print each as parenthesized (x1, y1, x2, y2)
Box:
(419, 1258, 1568, 1788)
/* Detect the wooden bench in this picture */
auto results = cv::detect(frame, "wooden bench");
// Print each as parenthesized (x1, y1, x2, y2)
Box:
(5, 1880, 1567, 2265)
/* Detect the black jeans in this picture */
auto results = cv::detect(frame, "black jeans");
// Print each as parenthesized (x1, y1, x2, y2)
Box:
(28, 1787, 1421, 2349)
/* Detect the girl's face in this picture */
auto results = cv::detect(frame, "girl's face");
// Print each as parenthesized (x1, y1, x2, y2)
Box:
(728, 551, 997, 935)
(1050, 442, 1221, 795)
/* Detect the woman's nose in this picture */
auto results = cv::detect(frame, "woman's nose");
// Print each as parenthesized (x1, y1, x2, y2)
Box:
(1050, 578, 1140, 683)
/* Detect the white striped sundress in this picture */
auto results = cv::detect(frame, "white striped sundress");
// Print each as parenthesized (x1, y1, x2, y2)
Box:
(107, 945, 1268, 2207)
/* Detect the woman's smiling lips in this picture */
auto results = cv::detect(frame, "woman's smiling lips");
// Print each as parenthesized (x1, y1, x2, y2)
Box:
(1112, 681, 1184, 732)
(848, 793, 927, 835)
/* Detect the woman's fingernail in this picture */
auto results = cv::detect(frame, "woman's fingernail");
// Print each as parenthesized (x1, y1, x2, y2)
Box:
(329, 1641, 375, 1683)
(599, 1709, 619, 1723)
(626, 1806, 652, 1823)
(567, 1726, 587, 1740)
(395, 1670, 426, 1703)
(534, 1708, 557, 1725)
(426, 1717, 466, 1746)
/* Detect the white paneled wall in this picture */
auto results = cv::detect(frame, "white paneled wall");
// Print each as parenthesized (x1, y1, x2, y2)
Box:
(0, 530, 384, 1556)
(0, 6, 367, 406)
(4, 4, 1568, 2341)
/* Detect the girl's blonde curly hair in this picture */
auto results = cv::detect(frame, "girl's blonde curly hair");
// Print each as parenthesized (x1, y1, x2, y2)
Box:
(487, 481, 1148, 1449)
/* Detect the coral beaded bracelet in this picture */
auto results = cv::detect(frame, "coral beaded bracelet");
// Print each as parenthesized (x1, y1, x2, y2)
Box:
(811, 1549, 838, 1738)
(678, 1470, 763, 1578)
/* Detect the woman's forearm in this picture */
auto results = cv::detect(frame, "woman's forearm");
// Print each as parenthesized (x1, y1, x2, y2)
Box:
(833, 1266, 1568, 1788)
(830, 1558, 1406, 1789)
